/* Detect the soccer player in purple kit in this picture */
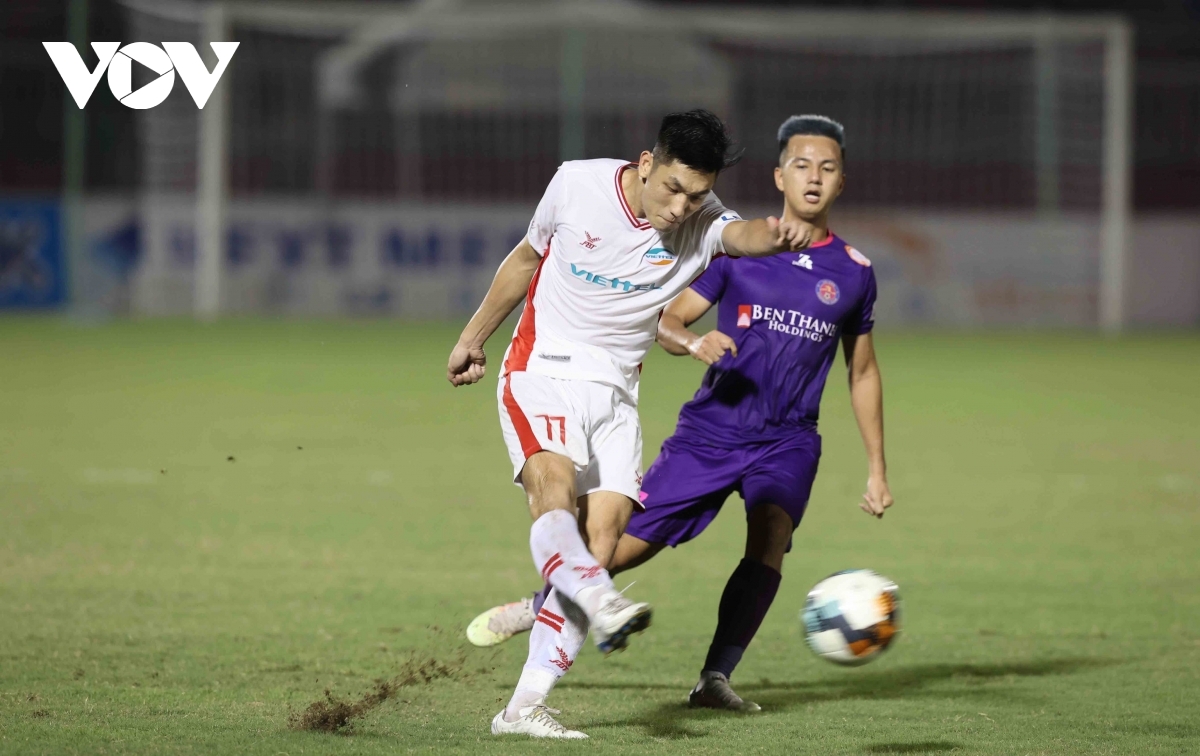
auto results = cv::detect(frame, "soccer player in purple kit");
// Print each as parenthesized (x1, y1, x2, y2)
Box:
(468, 114, 894, 712)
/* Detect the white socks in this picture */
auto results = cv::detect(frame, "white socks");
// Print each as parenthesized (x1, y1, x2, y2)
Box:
(505, 510, 616, 721)
(528, 510, 614, 615)
(504, 588, 588, 721)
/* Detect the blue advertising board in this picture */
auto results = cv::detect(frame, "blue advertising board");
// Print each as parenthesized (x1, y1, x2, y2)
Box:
(0, 200, 65, 308)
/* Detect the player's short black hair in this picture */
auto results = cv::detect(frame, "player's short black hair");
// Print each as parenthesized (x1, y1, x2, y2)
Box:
(652, 109, 743, 175)
(777, 115, 846, 163)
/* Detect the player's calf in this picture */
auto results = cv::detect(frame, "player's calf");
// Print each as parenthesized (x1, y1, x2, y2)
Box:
(744, 502, 795, 572)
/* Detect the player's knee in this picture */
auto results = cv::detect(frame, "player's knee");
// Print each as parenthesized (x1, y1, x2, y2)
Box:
(527, 484, 576, 519)
(746, 503, 796, 563)
(522, 453, 577, 518)
(579, 494, 635, 566)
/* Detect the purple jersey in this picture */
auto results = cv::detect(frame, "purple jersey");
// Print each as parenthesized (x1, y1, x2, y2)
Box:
(673, 232, 876, 445)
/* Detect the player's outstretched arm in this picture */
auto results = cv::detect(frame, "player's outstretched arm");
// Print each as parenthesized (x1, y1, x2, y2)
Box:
(842, 331, 893, 518)
(447, 239, 543, 387)
(656, 288, 735, 365)
(721, 217, 814, 258)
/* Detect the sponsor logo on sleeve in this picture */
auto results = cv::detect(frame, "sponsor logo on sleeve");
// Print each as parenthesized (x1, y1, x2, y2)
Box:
(846, 246, 872, 267)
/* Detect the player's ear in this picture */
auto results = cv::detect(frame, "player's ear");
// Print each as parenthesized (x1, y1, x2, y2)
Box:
(774, 166, 784, 192)
(835, 170, 845, 198)
(638, 151, 655, 182)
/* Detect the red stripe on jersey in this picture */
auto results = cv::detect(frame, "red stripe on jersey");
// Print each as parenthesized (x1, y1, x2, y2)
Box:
(503, 244, 550, 375)
(535, 614, 563, 632)
(615, 163, 651, 230)
(541, 553, 565, 581)
(503, 376, 542, 459)
(539, 608, 566, 624)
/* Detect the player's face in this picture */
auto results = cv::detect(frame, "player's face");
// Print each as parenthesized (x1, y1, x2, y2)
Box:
(637, 152, 717, 232)
(775, 135, 845, 221)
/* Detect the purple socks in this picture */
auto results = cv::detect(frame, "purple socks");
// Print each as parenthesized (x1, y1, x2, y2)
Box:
(702, 558, 782, 678)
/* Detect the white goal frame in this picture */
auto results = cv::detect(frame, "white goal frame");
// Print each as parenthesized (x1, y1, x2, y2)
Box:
(190, 0, 1133, 330)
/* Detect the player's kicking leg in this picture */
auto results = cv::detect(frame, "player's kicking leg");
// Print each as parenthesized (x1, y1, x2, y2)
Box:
(466, 509, 664, 649)
(491, 373, 653, 738)
(519, 453, 652, 655)
(493, 454, 650, 738)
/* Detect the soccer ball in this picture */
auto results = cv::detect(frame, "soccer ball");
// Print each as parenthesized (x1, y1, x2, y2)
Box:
(801, 569, 900, 666)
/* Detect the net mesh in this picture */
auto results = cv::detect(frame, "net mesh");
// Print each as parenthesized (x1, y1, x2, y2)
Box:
(203, 26, 1110, 211)
(115, 2, 1121, 324)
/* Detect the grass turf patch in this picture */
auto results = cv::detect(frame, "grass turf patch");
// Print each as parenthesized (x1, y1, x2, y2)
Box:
(1, 318, 1198, 754)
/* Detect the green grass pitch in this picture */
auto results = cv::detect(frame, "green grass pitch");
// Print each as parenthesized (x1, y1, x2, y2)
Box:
(1, 318, 1198, 755)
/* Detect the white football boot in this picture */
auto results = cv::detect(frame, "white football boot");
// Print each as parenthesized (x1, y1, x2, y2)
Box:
(466, 597, 535, 647)
(585, 588, 653, 655)
(490, 705, 588, 739)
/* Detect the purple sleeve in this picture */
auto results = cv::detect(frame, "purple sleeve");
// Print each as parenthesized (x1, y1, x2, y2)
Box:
(845, 268, 877, 335)
(687, 254, 730, 304)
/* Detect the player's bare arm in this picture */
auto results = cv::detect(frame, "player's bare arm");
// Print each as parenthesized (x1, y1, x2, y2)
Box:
(842, 331, 893, 518)
(656, 288, 737, 365)
(720, 216, 814, 258)
(447, 238, 542, 387)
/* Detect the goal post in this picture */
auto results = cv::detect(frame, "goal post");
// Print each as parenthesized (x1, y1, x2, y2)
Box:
(195, 0, 229, 321)
(118, 0, 1134, 328)
(1100, 19, 1133, 333)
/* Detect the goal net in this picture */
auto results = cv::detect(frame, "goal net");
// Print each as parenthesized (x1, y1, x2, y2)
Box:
(112, 0, 1133, 328)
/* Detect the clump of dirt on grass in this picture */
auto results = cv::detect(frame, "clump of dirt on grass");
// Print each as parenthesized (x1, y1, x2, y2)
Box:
(289, 647, 483, 734)
(289, 679, 398, 733)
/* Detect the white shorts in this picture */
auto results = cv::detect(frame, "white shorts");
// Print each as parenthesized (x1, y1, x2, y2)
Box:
(497, 370, 643, 505)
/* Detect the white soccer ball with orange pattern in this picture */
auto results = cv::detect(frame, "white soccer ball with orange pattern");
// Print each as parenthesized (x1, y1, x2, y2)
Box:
(801, 569, 900, 666)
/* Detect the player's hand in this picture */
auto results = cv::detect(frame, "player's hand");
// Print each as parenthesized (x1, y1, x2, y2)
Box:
(860, 475, 893, 519)
(447, 341, 486, 387)
(686, 330, 737, 365)
(768, 216, 815, 251)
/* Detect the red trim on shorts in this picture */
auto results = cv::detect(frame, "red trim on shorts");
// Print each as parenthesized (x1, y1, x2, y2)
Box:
(541, 552, 565, 581)
(503, 376, 542, 459)
(540, 608, 565, 624)
(616, 163, 651, 230)
(536, 614, 563, 632)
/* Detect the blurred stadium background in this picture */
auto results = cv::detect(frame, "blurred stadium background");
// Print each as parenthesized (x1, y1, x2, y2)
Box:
(3, 0, 1199, 329)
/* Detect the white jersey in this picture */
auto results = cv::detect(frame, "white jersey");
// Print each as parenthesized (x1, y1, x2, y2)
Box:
(501, 158, 742, 399)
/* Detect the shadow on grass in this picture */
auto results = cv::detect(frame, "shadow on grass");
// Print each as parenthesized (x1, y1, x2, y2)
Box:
(575, 657, 1119, 741)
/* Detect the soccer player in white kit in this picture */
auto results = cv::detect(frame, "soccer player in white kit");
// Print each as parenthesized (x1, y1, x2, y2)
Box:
(446, 111, 812, 739)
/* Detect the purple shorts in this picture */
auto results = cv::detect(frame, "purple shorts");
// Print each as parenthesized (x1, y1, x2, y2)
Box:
(626, 431, 821, 548)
